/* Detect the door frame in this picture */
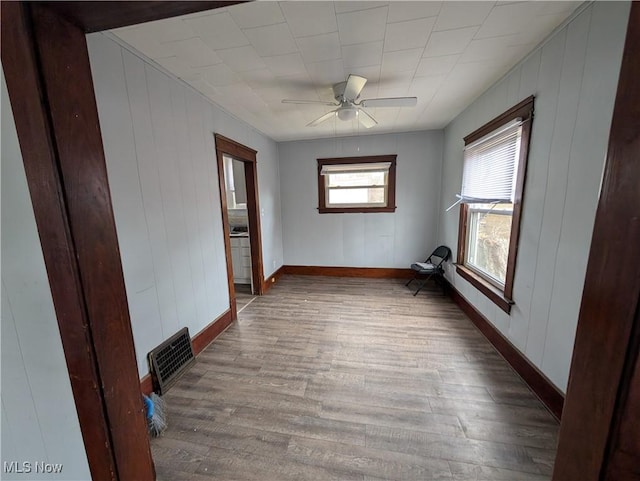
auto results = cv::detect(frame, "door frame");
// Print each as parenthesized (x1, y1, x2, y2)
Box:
(552, 4, 640, 480)
(214, 133, 265, 321)
(1, 2, 638, 480)
(1, 2, 241, 480)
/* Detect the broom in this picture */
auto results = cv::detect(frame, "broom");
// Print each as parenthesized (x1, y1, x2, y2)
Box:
(143, 392, 167, 437)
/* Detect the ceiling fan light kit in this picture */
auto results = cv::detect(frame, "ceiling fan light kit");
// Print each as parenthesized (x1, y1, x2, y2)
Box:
(337, 107, 357, 121)
(282, 74, 417, 129)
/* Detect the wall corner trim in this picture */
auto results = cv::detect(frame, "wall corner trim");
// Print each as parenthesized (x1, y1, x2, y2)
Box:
(446, 280, 565, 420)
(262, 266, 285, 294)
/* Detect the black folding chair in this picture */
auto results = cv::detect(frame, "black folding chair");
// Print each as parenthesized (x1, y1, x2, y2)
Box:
(405, 245, 451, 296)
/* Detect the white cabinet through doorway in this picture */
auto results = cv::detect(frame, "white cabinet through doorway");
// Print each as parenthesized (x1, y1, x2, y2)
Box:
(231, 236, 251, 284)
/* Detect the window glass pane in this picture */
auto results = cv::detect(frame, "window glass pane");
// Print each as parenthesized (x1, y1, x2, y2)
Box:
(328, 171, 385, 187)
(367, 187, 385, 204)
(328, 187, 385, 205)
(466, 203, 513, 285)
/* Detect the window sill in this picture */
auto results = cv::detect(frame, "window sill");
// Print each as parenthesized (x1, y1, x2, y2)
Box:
(456, 265, 513, 314)
(318, 206, 396, 214)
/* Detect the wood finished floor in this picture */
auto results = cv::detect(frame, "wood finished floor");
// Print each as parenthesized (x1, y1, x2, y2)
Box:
(234, 283, 255, 312)
(151, 276, 559, 480)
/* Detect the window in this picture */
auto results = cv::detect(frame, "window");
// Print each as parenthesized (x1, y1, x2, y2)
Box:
(466, 202, 514, 285)
(223, 154, 247, 209)
(317, 155, 396, 213)
(456, 97, 534, 313)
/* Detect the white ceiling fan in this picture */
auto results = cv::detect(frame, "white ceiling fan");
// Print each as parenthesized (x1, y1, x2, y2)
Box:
(282, 74, 417, 128)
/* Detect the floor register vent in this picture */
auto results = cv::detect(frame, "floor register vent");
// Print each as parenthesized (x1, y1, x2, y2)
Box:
(148, 327, 196, 394)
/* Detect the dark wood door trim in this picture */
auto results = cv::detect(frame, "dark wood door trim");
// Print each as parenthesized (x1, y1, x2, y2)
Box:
(603, 306, 640, 480)
(553, 5, 640, 480)
(214, 134, 265, 322)
(2, 3, 155, 480)
(215, 143, 238, 321)
(2, 1, 245, 480)
(1, 3, 118, 479)
(244, 159, 265, 295)
(215, 133, 258, 160)
(30, 7, 156, 479)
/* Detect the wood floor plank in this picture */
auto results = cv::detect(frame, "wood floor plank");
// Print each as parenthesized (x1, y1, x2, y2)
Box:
(319, 399, 464, 437)
(429, 397, 557, 428)
(151, 275, 559, 480)
(152, 437, 210, 480)
(365, 425, 543, 474)
(448, 461, 551, 480)
(192, 445, 365, 481)
(436, 367, 525, 387)
(227, 405, 367, 446)
(304, 381, 432, 412)
(286, 436, 453, 480)
(165, 415, 291, 459)
(198, 370, 309, 397)
(235, 284, 255, 312)
(458, 416, 560, 449)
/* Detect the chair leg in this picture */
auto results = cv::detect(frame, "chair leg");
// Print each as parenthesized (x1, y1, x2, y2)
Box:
(405, 274, 417, 287)
(413, 274, 434, 296)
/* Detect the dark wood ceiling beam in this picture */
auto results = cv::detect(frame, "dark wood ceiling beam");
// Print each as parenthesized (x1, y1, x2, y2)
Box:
(36, 1, 249, 32)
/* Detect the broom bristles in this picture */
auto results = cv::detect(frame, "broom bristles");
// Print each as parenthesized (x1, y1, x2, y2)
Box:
(144, 392, 168, 437)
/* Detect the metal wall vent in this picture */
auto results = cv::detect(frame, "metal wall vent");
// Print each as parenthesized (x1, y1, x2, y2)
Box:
(148, 327, 196, 395)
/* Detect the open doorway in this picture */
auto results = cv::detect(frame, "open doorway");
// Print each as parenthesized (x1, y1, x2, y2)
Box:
(214, 134, 264, 321)
(221, 153, 256, 313)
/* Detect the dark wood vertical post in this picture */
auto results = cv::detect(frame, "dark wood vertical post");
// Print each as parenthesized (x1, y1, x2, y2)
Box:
(603, 310, 640, 481)
(29, 5, 156, 480)
(1, 2, 155, 479)
(1, 3, 117, 479)
(553, 5, 640, 480)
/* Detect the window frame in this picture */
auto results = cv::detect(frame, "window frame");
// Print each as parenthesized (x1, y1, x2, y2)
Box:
(317, 155, 397, 214)
(465, 202, 514, 289)
(456, 96, 534, 314)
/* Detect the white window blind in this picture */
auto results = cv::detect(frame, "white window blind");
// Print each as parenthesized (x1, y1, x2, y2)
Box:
(460, 119, 522, 203)
(320, 162, 391, 175)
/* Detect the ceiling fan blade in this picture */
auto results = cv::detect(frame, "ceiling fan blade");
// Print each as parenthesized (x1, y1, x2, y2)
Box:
(357, 108, 377, 129)
(282, 99, 338, 106)
(343, 74, 367, 102)
(360, 97, 418, 108)
(307, 110, 337, 127)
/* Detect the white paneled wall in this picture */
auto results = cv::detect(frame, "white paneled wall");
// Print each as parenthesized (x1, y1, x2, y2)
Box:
(87, 33, 284, 377)
(279, 131, 443, 268)
(1, 70, 91, 480)
(437, 2, 630, 392)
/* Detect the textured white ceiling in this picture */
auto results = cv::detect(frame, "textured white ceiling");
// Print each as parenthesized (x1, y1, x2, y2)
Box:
(112, 1, 581, 142)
